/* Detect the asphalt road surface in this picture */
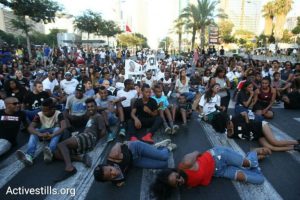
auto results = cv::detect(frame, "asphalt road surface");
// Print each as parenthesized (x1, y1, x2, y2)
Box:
(0, 102, 299, 200)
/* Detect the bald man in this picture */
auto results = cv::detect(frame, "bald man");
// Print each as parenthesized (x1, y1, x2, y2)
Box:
(0, 97, 28, 156)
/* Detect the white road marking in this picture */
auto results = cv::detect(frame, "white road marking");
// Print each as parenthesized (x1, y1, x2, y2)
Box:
(294, 118, 300, 123)
(0, 143, 43, 189)
(199, 121, 283, 200)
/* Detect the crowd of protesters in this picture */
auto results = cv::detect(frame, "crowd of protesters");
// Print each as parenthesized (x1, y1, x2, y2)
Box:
(0, 43, 300, 190)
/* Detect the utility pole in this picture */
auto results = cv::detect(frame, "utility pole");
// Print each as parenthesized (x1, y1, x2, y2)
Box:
(240, 0, 245, 30)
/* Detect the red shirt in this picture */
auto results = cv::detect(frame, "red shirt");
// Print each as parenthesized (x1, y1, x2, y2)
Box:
(181, 152, 215, 187)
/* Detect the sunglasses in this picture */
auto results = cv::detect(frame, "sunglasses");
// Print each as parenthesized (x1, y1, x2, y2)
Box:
(9, 102, 20, 105)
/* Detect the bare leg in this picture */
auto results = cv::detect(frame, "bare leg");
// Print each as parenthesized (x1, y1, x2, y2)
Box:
(171, 106, 177, 122)
(263, 111, 274, 119)
(180, 108, 187, 124)
(262, 123, 298, 146)
(259, 138, 294, 152)
(57, 137, 79, 171)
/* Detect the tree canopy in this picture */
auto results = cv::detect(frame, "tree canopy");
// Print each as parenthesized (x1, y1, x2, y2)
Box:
(74, 10, 102, 39)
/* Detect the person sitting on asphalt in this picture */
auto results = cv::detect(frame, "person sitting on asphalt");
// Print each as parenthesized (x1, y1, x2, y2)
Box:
(16, 98, 66, 165)
(253, 77, 276, 119)
(83, 78, 95, 97)
(159, 70, 174, 98)
(271, 72, 291, 103)
(152, 84, 179, 134)
(199, 83, 225, 123)
(63, 84, 89, 132)
(282, 77, 300, 109)
(42, 70, 59, 96)
(93, 139, 177, 186)
(172, 94, 192, 126)
(128, 84, 162, 143)
(0, 97, 28, 156)
(23, 80, 49, 121)
(211, 112, 300, 152)
(53, 98, 106, 182)
(151, 146, 272, 200)
(95, 86, 126, 141)
(60, 72, 79, 96)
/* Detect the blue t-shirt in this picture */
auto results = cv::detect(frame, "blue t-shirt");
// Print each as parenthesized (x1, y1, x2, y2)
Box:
(151, 95, 169, 110)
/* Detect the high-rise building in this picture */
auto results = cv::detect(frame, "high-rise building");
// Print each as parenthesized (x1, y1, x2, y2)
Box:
(219, 0, 263, 35)
(0, 8, 45, 36)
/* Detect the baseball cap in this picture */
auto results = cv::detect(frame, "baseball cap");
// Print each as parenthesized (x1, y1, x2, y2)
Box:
(75, 84, 85, 92)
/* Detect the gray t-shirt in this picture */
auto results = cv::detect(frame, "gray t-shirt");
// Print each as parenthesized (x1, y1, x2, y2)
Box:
(95, 95, 117, 109)
(65, 95, 88, 116)
(83, 114, 105, 139)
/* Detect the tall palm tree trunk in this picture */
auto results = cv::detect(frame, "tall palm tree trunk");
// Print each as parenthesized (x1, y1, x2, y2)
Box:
(178, 33, 182, 52)
(274, 14, 287, 41)
(200, 25, 206, 49)
(191, 27, 196, 50)
(25, 31, 32, 59)
(264, 17, 273, 36)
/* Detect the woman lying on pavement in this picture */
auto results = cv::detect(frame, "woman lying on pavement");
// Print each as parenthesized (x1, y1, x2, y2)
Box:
(211, 112, 300, 152)
(93, 139, 176, 186)
(151, 146, 271, 200)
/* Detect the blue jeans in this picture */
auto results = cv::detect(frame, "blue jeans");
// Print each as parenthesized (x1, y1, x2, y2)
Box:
(209, 146, 264, 184)
(27, 127, 61, 157)
(182, 92, 195, 102)
(234, 105, 264, 122)
(128, 141, 169, 169)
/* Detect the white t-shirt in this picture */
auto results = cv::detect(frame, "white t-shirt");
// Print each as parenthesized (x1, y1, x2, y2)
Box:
(100, 51, 106, 59)
(42, 78, 59, 93)
(0, 99, 5, 109)
(142, 77, 156, 87)
(60, 79, 79, 95)
(117, 89, 138, 107)
(199, 94, 221, 115)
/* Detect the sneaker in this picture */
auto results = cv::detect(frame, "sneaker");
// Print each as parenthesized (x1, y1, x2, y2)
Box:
(167, 143, 177, 151)
(154, 139, 171, 148)
(141, 133, 154, 144)
(165, 127, 172, 134)
(16, 150, 33, 166)
(43, 147, 53, 163)
(82, 154, 92, 168)
(107, 132, 115, 143)
(294, 144, 300, 152)
(130, 136, 138, 141)
(119, 128, 126, 137)
(172, 125, 179, 134)
(246, 151, 258, 168)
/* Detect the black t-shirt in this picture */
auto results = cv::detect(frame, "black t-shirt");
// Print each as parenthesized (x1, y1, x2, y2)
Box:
(284, 91, 300, 109)
(236, 91, 250, 108)
(231, 114, 263, 141)
(7, 88, 28, 103)
(133, 98, 158, 118)
(0, 109, 28, 144)
(24, 91, 49, 110)
(107, 144, 132, 185)
(17, 77, 29, 88)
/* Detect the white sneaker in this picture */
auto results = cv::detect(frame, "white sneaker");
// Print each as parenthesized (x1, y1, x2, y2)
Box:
(165, 127, 172, 134)
(43, 147, 53, 163)
(154, 139, 171, 148)
(16, 150, 33, 166)
(167, 143, 177, 151)
(172, 125, 179, 134)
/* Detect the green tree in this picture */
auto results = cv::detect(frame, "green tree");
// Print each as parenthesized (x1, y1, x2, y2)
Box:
(173, 17, 185, 52)
(281, 30, 294, 43)
(97, 20, 122, 46)
(262, 1, 275, 36)
(292, 17, 300, 35)
(158, 37, 173, 51)
(273, 0, 293, 41)
(218, 20, 235, 43)
(0, 0, 62, 58)
(180, 0, 226, 50)
(134, 33, 149, 48)
(117, 33, 143, 48)
(74, 10, 102, 40)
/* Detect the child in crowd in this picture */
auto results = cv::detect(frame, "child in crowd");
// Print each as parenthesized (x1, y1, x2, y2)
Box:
(172, 94, 192, 126)
(152, 84, 179, 134)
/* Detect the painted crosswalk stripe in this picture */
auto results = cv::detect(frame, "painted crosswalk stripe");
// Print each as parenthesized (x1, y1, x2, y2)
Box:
(45, 140, 109, 200)
(294, 118, 300, 123)
(268, 123, 300, 164)
(199, 121, 283, 200)
(0, 143, 43, 189)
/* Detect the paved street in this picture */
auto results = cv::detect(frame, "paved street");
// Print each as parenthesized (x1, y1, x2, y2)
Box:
(0, 102, 299, 200)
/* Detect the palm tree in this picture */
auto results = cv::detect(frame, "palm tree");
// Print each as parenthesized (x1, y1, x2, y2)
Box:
(273, 0, 293, 41)
(180, 0, 226, 50)
(262, 1, 275, 36)
(173, 17, 185, 52)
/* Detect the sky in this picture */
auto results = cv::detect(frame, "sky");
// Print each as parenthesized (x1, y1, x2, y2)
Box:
(58, 0, 300, 48)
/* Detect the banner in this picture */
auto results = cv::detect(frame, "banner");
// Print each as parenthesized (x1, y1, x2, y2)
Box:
(209, 25, 219, 44)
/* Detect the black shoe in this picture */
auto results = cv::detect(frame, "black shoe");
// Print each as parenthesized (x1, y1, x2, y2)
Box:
(54, 168, 77, 183)
(294, 144, 300, 152)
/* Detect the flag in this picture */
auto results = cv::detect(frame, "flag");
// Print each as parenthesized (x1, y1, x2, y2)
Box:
(126, 25, 132, 32)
